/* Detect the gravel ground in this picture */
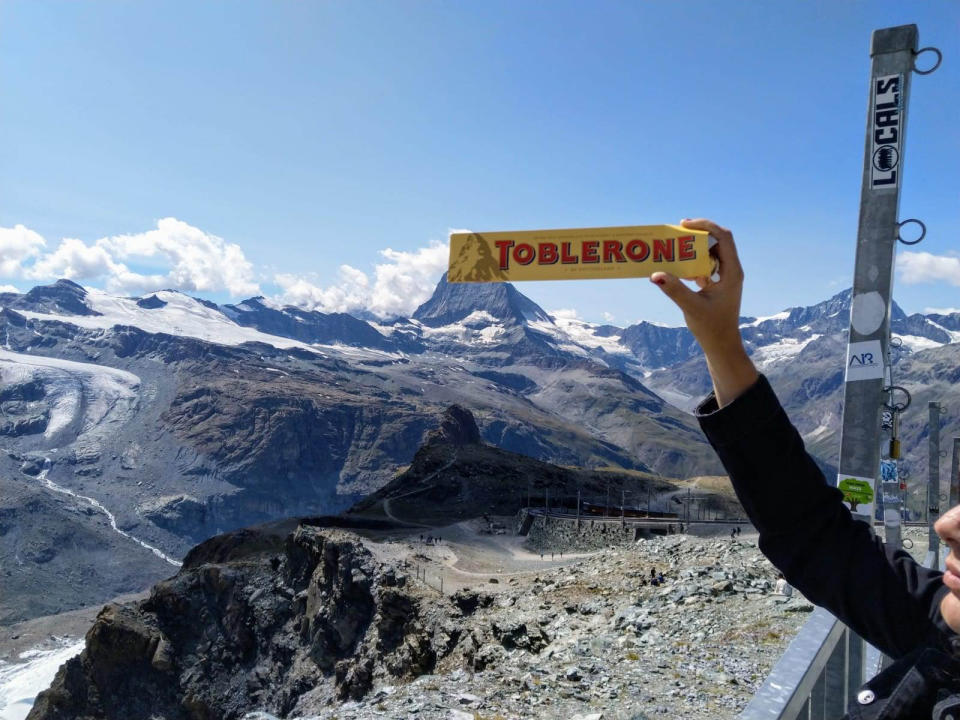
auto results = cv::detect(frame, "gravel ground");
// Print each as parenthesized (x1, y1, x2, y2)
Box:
(247, 530, 814, 720)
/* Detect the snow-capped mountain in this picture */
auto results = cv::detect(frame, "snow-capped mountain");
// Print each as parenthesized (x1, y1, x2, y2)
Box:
(1, 275, 958, 626)
(0, 277, 715, 625)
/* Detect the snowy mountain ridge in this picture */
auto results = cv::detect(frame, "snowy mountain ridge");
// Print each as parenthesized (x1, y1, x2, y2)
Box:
(4, 280, 956, 384)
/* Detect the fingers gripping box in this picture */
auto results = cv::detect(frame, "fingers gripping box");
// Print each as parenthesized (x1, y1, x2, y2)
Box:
(448, 225, 714, 283)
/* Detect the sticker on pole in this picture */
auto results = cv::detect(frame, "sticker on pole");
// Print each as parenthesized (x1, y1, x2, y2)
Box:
(837, 474, 875, 517)
(871, 74, 902, 190)
(845, 340, 884, 382)
(448, 225, 715, 283)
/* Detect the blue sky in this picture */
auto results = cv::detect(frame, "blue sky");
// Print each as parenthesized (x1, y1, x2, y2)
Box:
(1, 1, 958, 326)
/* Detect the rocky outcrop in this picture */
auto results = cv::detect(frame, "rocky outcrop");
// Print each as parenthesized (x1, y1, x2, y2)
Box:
(27, 524, 472, 720)
(0, 412, 48, 437)
(138, 495, 208, 541)
(0, 379, 50, 436)
(348, 406, 697, 524)
(12, 279, 101, 317)
(425, 405, 481, 446)
(136, 294, 167, 309)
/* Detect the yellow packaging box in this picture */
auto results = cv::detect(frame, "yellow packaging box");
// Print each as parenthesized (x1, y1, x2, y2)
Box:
(448, 225, 713, 283)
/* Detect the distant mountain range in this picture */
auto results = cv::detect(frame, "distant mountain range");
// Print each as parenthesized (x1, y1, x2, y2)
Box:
(1, 275, 958, 623)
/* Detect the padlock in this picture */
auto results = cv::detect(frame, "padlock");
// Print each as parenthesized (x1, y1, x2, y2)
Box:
(888, 410, 901, 459)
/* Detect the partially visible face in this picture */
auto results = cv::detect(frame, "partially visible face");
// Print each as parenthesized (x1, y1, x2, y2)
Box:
(935, 505, 960, 632)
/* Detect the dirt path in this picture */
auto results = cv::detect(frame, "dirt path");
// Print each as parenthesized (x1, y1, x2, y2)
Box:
(365, 518, 599, 594)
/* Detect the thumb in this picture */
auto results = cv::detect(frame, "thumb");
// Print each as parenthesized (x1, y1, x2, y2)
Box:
(650, 271, 698, 312)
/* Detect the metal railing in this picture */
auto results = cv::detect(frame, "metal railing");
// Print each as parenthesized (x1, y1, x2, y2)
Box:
(738, 609, 865, 720)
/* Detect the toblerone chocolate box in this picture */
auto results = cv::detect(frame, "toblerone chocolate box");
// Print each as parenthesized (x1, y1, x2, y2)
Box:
(448, 225, 714, 283)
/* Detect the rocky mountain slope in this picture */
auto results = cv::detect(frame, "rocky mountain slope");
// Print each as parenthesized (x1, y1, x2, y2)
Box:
(0, 473, 174, 625)
(25, 520, 813, 720)
(1, 278, 724, 626)
(349, 405, 738, 526)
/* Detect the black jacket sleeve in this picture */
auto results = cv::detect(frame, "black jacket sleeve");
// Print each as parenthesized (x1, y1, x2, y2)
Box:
(695, 374, 954, 659)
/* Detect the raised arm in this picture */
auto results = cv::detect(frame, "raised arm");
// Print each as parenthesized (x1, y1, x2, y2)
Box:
(650, 218, 952, 657)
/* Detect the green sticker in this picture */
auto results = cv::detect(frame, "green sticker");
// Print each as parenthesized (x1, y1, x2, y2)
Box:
(839, 477, 875, 512)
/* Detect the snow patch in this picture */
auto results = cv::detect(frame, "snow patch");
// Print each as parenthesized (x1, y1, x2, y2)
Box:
(419, 318, 507, 345)
(529, 317, 627, 356)
(460, 310, 498, 327)
(16, 289, 325, 355)
(804, 420, 834, 443)
(893, 334, 945, 353)
(0, 639, 85, 720)
(740, 311, 790, 328)
(0, 349, 140, 439)
(751, 334, 821, 368)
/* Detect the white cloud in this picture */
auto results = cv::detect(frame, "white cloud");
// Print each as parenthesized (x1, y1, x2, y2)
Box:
(0, 224, 46, 276)
(602, 311, 615, 323)
(925, 307, 960, 316)
(96, 218, 259, 296)
(339, 264, 369, 289)
(898, 251, 960, 287)
(0, 284, 20, 293)
(368, 244, 449, 317)
(1, 218, 454, 318)
(274, 266, 370, 316)
(274, 242, 449, 319)
(550, 308, 579, 320)
(2, 218, 260, 297)
(28, 237, 123, 281)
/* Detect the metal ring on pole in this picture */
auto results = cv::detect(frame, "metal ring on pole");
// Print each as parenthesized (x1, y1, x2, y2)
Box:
(903, 538, 914, 550)
(884, 385, 912, 412)
(897, 219, 926, 245)
(890, 336, 903, 349)
(912, 47, 942, 75)
(941, 493, 948, 502)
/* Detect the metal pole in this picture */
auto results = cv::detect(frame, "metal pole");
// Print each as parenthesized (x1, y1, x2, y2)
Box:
(621, 489, 625, 527)
(576, 488, 581, 526)
(928, 402, 941, 556)
(949, 437, 960, 511)
(605, 482, 610, 519)
(835, 25, 918, 524)
(647, 487, 651, 517)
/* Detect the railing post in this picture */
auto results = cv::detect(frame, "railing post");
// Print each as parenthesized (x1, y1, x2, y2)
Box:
(847, 630, 866, 707)
(824, 634, 847, 718)
(928, 402, 941, 557)
(835, 24, 918, 521)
